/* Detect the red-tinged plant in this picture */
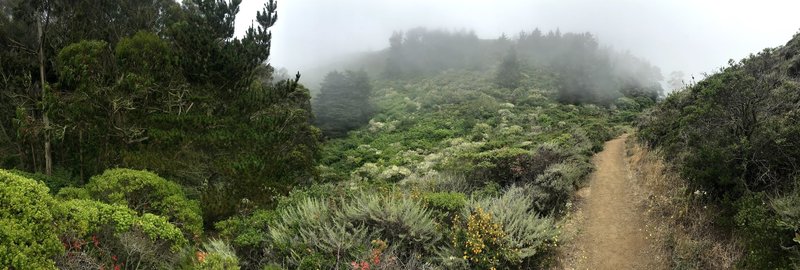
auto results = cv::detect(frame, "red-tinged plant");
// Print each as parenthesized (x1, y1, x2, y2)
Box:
(350, 261, 369, 270)
(196, 251, 207, 263)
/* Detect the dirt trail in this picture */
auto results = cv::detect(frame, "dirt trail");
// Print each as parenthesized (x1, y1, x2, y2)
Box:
(557, 135, 661, 269)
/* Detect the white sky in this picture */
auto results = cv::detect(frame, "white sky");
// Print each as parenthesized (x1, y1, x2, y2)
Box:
(235, 0, 800, 81)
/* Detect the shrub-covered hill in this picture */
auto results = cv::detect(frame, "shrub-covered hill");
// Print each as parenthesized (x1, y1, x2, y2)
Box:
(217, 63, 655, 269)
(638, 32, 800, 268)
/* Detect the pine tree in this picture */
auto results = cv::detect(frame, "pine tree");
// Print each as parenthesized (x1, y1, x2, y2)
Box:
(495, 48, 522, 89)
(314, 70, 374, 137)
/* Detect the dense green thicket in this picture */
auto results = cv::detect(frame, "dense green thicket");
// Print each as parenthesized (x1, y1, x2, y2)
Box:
(0, 170, 62, 269)
(1, 169, 214, 269)
(638, 33, 800, 268)
(0, 0, 318, 225)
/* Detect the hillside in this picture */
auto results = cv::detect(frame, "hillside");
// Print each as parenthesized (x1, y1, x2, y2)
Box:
(638, 32, 800, 268)
(0, 1, 664, 269)
(219, 29, 661, 268)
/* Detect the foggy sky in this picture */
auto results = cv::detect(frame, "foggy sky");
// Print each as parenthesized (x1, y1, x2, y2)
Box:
(235, 0, 800, 84)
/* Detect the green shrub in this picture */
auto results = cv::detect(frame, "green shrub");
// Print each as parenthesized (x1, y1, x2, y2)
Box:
(735, 193, 793, 269)
(215, 209, 277, 269)
(530, 161, 592, 214)
(55, 187, 91, 200)
(8, 168, 78, 194)
(469, 186, 558, 267)
(195, 239, 240, 270)
(340, 193, 442, 259)
(772, 188, 800, 267)
(0, 170, 62, 269)
(265, 193, 443, 268)
(423, 192, 467, 213)
(54, 199, 189, 269)
(472, 181, 502, 199)
(464, 143, 569, 188)
(86, 168, 203, 240)
(270, 198, 369, 269)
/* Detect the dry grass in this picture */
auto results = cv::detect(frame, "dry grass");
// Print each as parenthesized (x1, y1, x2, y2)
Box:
(625, 139, 743, 270)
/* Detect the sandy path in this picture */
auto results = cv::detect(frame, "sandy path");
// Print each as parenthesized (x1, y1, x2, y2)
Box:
(559, 135, 659, 269)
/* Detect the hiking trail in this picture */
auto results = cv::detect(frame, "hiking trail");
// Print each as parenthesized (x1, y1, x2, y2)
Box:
(556, 135, 662, 269)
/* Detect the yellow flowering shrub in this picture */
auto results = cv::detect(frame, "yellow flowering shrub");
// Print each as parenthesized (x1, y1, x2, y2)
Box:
(451, 207, 512, 269)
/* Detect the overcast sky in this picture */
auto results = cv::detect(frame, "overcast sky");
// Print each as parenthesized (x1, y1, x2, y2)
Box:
(235, 0, 800, 82)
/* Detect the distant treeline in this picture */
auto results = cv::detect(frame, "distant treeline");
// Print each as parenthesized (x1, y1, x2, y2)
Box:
(312, 27, 663, 137)
(315, 27, 663, 105)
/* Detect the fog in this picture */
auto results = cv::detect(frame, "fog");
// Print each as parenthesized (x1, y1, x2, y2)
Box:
(235, 0, 800, 86)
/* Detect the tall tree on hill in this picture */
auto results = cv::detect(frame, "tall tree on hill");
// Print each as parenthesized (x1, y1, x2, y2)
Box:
(314, 70, 374, 137)
(495, 48, 522, 89)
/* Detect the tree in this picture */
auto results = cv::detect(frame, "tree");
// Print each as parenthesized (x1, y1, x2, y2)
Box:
(2, 0, 320, 224)
(314, 70, 374, 137)
(495, 48, 522, 89)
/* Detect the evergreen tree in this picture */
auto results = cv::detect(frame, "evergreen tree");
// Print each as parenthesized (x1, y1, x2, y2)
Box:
(495, 48, 522, 89)
(314, 70, 373, 137)
(0, 0, 319, 223)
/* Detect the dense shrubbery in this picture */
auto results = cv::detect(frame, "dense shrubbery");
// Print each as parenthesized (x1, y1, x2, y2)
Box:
(0, 169, 197, 269)
(84, 169, 203, 240)
(0, 170, 62, 269)
(54, 199, 188, 269)
(638, 33, 800, 268)
(1, 0, 319, 226)
(195, 239, 241, 270)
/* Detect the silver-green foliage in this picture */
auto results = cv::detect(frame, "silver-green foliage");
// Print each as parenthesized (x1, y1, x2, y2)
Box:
(530, 160, 592, 214)
(270, 198, 369, 268)
(471, 185, 558, 261)
(340, 193, 441, 255)
(197, 239, 241, 270)
(268, 193, 441, 268)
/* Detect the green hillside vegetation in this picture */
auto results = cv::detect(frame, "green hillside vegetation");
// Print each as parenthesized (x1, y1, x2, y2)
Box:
(639, 33, 800, 268)
(217, 30, 659, 268)
(0, 0, 667, 269)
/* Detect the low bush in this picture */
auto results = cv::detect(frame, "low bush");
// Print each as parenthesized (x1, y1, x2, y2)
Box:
(471, 186, 558, 266)
(734, 193, 794, 268)
(0, 170, 62, 269)
(215, 210, 276, 269)
(269, 198, 370, 269)
(53, 199, 189, 269)
(341, 193, 442, 259)
(85, 168, 203, 240)
(195, 239, 241, 270)
(450, 207, 512, 269)
(55, 186, 91, 200)
(8, 168, 79, 194)
(444, 185, 558, 269)
(530, 160, 592, 214)
(423, 191, 467, 215)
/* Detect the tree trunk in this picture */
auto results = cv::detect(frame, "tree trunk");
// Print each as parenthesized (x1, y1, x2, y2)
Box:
(38, 16, 52, 176)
